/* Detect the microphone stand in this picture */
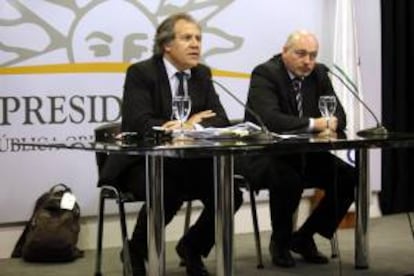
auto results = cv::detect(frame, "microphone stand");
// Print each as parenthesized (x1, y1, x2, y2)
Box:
(329, 67, 388, 137)
(211, 78, 274, 140)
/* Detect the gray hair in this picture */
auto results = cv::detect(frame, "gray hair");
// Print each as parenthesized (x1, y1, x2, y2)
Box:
(284, 30, 318, 49)
(153, 13, 201, 56)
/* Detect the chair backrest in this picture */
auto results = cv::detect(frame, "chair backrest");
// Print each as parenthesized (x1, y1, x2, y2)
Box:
(94, 122, 122, 173)
(95, 122, 121, 142)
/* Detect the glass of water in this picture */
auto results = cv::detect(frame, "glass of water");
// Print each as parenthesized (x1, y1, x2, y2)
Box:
(172, 95, 192, 139)
(318, 95, 337, 136)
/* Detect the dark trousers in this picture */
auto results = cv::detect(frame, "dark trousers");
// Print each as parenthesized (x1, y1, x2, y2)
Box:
(244, 152, 356, 247)
(125, 157, 243, 258)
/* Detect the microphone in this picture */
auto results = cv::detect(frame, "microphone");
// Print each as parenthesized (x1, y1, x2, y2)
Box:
(210, 78, 273, 139)
(327, 66, 388, 137)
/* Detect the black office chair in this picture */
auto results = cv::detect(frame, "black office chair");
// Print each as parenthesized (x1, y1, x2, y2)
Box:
(93, 122, 197, 276)
(235, 173, 265, 268)
(94, 122, 135, 276)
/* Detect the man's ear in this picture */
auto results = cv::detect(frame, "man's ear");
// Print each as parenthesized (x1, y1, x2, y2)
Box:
(164, 42, 171, 54)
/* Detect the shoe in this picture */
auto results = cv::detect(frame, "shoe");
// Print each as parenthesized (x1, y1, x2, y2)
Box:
(176, 240, 210, 276)
(130, 258, 146, 276)
(269, 238, 296, 268)
(291, 232, 329, 264)
(120, 242, 146, 276)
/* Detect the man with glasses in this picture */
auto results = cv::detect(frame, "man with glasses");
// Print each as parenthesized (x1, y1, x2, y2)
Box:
(241, 30, 357, 268)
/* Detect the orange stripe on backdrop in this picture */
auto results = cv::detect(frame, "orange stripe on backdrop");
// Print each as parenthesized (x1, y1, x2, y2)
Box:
(212, 69, 250, 79)
(0, 63, 130, 74)
(0, 63, 250, 79)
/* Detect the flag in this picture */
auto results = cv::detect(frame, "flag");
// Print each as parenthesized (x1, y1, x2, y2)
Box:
(331, 0, 364, 165)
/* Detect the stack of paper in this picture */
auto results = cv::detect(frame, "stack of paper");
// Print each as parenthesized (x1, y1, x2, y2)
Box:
(178, 121, 262, 139)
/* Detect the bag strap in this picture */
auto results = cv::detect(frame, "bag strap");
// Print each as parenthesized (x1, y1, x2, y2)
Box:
(32, 184, 72, 212)
(49, 183, 72, 194)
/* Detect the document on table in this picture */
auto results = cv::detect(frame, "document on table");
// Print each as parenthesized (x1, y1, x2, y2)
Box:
(173, 121, 260, 139)
(174, 121, 298, 140)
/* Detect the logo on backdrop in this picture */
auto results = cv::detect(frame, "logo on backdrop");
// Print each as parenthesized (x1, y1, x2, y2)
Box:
(1, 0, 242, 66)
(0, 0, 243, 152)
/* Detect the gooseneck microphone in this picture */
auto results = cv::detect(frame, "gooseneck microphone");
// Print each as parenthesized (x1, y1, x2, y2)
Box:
(328, 66, 388, 137)
(210, 78, 273, 139)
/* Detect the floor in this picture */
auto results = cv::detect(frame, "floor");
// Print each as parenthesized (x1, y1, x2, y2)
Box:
(1, 213, 414, 276)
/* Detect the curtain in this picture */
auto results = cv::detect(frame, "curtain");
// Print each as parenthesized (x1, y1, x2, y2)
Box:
(380, 0, 414, 214)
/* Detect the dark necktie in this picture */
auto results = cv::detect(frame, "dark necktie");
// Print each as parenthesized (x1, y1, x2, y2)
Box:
(292, 78, 303, 117)
(292, 78, 306, 172)
(176, 72, 186, 96)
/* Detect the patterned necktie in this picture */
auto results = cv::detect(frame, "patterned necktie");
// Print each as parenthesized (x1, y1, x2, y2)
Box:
(292, 78, 303, 117)
(176, 72, 186, 96)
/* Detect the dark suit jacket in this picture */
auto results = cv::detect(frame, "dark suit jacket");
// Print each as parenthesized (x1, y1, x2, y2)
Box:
(122, 55, 229, 135)
(240, 54, 349, 190)
(99, 55, 230, 193)
(245, 54, 347, 133)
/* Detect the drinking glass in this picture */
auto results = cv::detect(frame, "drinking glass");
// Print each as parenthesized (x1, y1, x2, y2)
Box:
(172, 95, 192, 139)
(318, 95, 337, 136)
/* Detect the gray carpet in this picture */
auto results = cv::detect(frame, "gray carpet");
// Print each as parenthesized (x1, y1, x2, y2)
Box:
(1, 213, 413, 276)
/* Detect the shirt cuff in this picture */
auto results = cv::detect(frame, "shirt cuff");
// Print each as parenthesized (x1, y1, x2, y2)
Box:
(194, 123, 203, 130)
(309, 118, 314, 131)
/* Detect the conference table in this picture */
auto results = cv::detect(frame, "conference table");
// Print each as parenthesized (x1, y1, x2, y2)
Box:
(14, 130, 414, 276)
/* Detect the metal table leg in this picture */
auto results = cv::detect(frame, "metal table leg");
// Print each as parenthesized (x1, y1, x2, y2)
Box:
(355, 149, 370, 269)
(146, 155, 165, 275)
(214, 155, 234, 276)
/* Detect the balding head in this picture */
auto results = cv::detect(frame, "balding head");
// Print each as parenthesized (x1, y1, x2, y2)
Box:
(282, 30, 319, 77)
(284, 30, 318, 50)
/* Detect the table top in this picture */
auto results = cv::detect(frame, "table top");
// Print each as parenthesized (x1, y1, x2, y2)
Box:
(12, 130, 414, 158)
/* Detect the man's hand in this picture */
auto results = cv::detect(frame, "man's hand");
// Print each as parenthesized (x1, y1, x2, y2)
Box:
(188, 110, 216, 124)
(160, 110, 216, 131)
(314, 116, 338, 132)
(186, 110, 216, 128)
(316, 128, 338, 139)
(161, 120, 181, 131)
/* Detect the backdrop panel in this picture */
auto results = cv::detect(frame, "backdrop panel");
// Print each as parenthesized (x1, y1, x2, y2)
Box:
(0, 0, 380, 223)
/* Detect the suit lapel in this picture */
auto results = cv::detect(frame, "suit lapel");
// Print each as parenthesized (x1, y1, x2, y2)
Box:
(187, 75, 197, 101)
(282, 74, 299, 116)
(301, 78, 309, 116)
(154, 59, 174, 119)
(277, 57, 300, 116)
(187, 68, 203, 114)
